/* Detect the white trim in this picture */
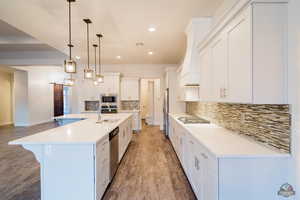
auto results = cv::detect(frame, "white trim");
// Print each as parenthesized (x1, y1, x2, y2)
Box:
(0, 121, 13, 126)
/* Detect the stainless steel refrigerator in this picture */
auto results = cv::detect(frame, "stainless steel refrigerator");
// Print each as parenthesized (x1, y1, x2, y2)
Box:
(163, 88, 169, 137)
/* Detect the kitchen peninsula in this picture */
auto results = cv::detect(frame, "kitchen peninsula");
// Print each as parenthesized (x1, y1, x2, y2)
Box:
(9, 113, 133, 200)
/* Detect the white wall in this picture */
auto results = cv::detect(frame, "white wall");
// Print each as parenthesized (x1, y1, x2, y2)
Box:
(13, 66, 66, 126)
(288, 0, 300, 197)
(13, 70, 29, 126)
(0, 70, 13, 126)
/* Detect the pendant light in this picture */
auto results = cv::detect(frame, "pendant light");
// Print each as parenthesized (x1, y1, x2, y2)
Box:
(83, 19, 93, 79)
(64, 0, 76, 74)
(93, 44, 99, 86)
(96, 34, 104, 83)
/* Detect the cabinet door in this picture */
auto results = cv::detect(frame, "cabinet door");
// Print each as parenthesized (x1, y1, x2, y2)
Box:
(95, 138, 109, 200)
(121, 78, 140, 100)
(227, 8, 252, 103)
(211, 32, 228, 102)
(199, 48, 212, 101)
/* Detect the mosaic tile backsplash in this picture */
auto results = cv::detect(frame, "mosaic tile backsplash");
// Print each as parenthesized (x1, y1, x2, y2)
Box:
(186, 102, 291, 153)
(121, 101, 140, 110)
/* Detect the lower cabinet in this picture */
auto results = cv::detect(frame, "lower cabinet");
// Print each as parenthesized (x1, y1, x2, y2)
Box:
(119, 117, 133, 162)
(169, 116, 289, 200)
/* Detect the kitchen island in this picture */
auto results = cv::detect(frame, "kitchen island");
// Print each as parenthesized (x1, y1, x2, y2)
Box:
(9, 113, 133, 200)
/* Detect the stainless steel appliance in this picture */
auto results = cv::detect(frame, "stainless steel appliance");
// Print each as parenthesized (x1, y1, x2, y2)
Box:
(109, 127, 119, 180)
(101, 94, 117, 103)
(163, 88, 169, 137)
(100, 94, 118, 113)
(177, 116, 210, 124)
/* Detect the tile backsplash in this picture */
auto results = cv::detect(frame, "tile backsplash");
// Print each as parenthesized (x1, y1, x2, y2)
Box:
(121, 101, 140, 110)
(186, 102, 291, 153)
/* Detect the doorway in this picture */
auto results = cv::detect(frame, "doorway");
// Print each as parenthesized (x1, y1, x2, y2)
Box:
(53, 84, 64, 117)
(140, 79, 161, 126)
(0, 69, 13, 126)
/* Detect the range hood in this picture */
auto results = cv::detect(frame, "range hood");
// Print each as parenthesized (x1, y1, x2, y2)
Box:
(181, 18, 211, 86)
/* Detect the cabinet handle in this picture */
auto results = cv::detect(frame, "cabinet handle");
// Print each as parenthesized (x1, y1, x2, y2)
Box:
(223, 88, 227, 98)
(201, 153, 208, 159)
(195, 157, 200, 170)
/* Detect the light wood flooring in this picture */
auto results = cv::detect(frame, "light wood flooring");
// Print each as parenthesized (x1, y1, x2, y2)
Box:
(0, 121, 196, 200)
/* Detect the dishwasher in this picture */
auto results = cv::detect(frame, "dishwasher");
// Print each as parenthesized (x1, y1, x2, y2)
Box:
(109, 127, 119, 180)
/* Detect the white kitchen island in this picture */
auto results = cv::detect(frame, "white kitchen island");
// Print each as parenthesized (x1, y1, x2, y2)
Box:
(9, 113, 133, 200)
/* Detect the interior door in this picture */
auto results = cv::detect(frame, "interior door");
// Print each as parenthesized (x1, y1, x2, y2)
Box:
(54, 84, 64, 117)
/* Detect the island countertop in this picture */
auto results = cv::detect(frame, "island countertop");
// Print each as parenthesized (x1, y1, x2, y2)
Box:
(9, 113, 133, 145)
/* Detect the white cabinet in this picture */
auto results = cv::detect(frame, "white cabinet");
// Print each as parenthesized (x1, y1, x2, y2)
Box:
(98, 73, 120, 95)
(169, 115, 289, 200)
(119, 117, 133, 161)
(199, 48, 212, 101)
(211, 32, 228, 102)
(119, 110, 141, 131)
(120, 77, 140, 101)
(95, 136, 109, 200)
(197, 2, 288, 104)
(226, 7, 252, 103)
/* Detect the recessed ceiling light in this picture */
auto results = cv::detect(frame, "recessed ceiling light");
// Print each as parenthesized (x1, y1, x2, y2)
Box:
(75, 56, 80, 60)
(116, 56, 122, 59)
(148, 51, 154, 55)
(148, 27, 156, 32)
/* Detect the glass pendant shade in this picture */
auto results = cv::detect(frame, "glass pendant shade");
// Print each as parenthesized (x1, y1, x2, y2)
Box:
(64, 78, 75, 86)
(93, 80, 99, 86)
(84, 68, 94, 79)
(64, 59, 76, 73)
(96, 74, 104, 83)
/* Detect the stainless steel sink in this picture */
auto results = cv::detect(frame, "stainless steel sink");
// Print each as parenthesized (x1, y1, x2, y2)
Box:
(177, 116, 210, 124)
(97, 119, 120, 124)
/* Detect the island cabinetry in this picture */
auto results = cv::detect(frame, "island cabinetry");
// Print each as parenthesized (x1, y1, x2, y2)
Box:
(10, 114, 134, 200)
(95, 135, 109, 199)
(119, 116, 133, 162)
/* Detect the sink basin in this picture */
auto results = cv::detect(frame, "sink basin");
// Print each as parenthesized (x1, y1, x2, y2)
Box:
(96, 119, 120, 124)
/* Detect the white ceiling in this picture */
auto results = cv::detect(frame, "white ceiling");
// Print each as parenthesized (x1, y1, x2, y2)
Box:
(0, 0, 223, 64)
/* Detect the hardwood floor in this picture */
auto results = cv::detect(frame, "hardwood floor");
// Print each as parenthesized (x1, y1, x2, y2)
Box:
(0, 122, 196, 200)
(0, 122, 60, 200)
(103, 123, 196, 200)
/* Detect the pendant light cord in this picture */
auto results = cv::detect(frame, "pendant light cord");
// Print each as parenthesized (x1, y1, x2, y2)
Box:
(94, 45, 97, 74)
(87, 23, 90, 69)
(68, 0, 72, 59)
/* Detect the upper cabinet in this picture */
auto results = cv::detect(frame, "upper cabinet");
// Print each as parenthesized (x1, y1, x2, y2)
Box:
(198, 0, 288, 104)
(120, 77, 140, 101)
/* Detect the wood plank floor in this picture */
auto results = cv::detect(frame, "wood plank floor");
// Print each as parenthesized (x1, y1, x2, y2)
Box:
(0, 121, 196, 200)
(103, 123, 196, 200)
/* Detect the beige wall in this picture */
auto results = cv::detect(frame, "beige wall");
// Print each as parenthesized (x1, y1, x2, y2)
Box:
(0, 71, 13, 126)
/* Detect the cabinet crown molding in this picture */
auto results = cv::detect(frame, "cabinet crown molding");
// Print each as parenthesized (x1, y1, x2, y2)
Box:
(197, 0, 289, 52)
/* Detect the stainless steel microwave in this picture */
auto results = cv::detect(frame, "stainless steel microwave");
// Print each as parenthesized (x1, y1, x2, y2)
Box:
(101, 94, 117, 103)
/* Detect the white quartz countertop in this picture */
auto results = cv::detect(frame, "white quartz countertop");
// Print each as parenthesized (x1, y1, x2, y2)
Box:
(119, 110, 140, 113)
(169, 113, 290, 158)
(9, 113, 132, 145)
